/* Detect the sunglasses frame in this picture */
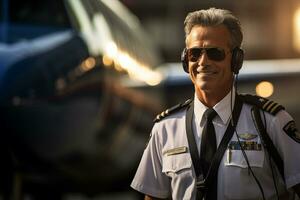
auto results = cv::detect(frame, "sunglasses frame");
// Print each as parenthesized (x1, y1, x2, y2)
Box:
(186, 47, 227, 62)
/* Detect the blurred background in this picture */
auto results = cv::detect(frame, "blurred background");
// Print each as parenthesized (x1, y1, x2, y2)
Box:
(1, 0, 300, 199)
(121, 0, 300, 61)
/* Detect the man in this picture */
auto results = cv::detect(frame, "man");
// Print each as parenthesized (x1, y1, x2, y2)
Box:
(131, 8, 300, 199)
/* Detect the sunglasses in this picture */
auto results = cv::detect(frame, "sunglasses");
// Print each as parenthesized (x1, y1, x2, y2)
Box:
(187, 47, 226, 62)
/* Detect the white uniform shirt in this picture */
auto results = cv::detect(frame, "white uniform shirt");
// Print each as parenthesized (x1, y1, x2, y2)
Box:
(131, 92, 300, 200)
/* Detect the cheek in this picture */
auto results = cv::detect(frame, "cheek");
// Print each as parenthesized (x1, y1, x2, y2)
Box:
(188, 64, 197, 80)
(221, 58, 233, 75)
(225, 64, 233, 75)
(188, 62, 193, 72)
(189, 72, 196, 85)
(226, 56, 233, 72)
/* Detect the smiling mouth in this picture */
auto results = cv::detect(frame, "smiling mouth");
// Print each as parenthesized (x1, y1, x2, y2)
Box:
(197, 70, 217, 75)
(196, 66, 217, 75)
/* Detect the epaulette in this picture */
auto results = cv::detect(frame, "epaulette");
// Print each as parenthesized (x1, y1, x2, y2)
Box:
(239, 94, 285, 115)
(153, 99, 192, 123)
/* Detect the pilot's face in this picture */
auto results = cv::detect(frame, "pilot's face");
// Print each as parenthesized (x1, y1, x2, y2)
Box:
(186, 25, 234, 102)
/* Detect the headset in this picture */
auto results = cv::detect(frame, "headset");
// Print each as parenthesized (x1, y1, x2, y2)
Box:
(181, 47, 244, 74)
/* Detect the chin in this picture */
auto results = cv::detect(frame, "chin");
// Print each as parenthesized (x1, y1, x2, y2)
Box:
(196, 79, 211, 88)
(195, 83, 213, 93)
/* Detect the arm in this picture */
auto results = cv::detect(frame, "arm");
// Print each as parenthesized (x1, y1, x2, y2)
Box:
(131, 125, 170, 199)
(267, 112, 300, 198)
(145, 195, 168, 200)
(292, 183, 300, 198)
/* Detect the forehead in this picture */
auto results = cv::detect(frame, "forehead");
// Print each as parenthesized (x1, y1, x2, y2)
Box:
(186, 25, 231, 49)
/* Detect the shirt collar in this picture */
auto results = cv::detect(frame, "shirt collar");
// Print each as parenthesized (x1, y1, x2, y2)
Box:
(194, 95, 207, 126)
(194, 88, 236, 125)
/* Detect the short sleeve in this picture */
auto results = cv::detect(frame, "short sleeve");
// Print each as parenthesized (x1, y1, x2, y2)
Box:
(130, 123, 170, 198)
(268, 110, 300, 189)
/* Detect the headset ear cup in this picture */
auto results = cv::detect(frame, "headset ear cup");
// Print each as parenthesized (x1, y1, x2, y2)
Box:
(181, 48, 189, 73)
(231, 48, 244, 74)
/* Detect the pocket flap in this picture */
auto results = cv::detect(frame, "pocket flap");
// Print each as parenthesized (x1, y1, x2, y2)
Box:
(162, 153, 192, 173)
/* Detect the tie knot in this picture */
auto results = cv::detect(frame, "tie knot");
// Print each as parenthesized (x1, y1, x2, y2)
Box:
(204, 108, 217, 120)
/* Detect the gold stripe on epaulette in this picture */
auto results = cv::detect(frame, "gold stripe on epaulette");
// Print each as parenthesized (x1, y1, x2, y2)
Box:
(154, 99, 192, 123)
(270, 104, 280, 114)
(266, 101, 277, 112)
(157, 110, 169, 120)
(155, 116, 160, 121)
(262, 100, 272, 110)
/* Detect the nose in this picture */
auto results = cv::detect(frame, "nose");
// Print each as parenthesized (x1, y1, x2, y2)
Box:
(197, 50, 209, 66)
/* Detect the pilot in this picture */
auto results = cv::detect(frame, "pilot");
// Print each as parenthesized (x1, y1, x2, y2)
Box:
(131, 8, 300, 200)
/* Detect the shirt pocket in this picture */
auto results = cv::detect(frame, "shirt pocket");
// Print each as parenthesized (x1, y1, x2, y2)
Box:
(225, 139, 264, 168)
(224, 144, 265, 199)
(162, 152, 192, 174)
(225, 149, 265, 168)
(162, 153, 194, 200)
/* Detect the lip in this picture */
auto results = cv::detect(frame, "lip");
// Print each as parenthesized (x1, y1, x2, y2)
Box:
(196, 66, 217, 74)
(197, 70, 217, 75)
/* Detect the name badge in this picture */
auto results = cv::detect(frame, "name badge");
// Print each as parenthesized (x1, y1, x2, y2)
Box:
(163, 146, 188, 156)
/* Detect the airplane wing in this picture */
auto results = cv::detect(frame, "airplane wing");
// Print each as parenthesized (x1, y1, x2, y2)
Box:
(0, 0, 164, 197)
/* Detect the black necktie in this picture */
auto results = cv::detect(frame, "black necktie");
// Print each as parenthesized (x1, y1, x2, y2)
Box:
(200, 108, 217, 199)
(200, 108, 217, 175)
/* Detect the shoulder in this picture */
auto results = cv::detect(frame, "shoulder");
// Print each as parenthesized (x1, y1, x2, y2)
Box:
(238, 93, 285, 116)
(153, 99, 192, 123)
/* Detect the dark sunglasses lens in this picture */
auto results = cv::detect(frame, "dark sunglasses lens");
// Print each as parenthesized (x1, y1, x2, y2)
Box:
(206, 48, 225, 61)
(187, 48, 226, 62)
(187, 48, 202, 62)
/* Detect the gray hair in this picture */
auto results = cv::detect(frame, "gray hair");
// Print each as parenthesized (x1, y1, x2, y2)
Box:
(184, 8, 243, 49)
